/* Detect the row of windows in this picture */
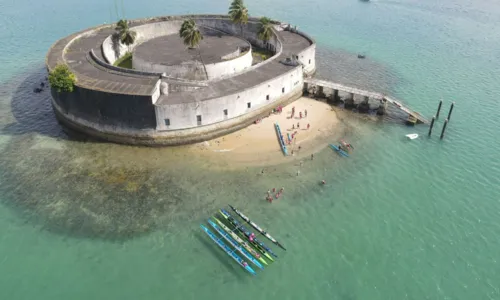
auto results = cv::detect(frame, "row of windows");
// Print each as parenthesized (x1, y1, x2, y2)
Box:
(163, 86, 289, 127)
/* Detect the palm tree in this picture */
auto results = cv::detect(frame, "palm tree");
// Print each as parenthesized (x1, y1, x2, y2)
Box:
(179, 19, 203, 48)
(258, 17, 273, 42)
(229, 0, 249, 36)
(115, 19, 137, 51)
(179, 19, 207, 79)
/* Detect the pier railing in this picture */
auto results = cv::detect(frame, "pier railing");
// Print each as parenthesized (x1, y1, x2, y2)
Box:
(304, 78, 428, 124)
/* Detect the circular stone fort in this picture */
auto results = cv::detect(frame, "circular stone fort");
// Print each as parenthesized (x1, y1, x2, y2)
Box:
(46, 15, 316, 145)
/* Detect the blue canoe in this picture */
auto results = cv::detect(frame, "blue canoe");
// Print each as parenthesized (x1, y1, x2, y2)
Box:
(207, 219, 264, 269)
(200, 224, 256, 275)
(275, 122, 288, 156)
(329, 144, 349, 157)
(220, 208, 278, 259)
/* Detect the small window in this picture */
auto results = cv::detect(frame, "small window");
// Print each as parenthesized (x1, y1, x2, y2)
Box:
(164, 119, 170, 126)
(223, 109, 228, 116)
(197, 115, 202, 126)
(309, 59, 311, 64)
(266, 95, 270, 100)
(282, 87, 285, 93)
(247, 102, 251, 108)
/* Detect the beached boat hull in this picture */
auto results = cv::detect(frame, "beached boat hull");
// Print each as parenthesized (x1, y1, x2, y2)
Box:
(275, 122, 288, 156)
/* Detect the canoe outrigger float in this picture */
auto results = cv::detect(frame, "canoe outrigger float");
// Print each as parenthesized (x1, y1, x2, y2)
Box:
(219, 208, 277, 260)
(212, 217, 268, 266)
(228, 205, 287, 251)
(207, 219, 264, 269)
(200, 224, 256, 275)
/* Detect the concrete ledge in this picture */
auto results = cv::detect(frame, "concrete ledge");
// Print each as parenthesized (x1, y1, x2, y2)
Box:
(52, 87, 303, 146)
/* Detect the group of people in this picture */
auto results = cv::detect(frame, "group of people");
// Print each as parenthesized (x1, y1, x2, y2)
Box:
(339, 140, 354, 152)
(292, 123, 310, 130)
(266, 187, 284, 203)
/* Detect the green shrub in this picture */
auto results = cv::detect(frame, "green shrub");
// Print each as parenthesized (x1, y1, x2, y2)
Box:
(48, 64, 76, 93)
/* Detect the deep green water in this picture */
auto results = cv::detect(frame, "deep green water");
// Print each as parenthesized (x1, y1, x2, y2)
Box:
(1, 0, 500, 299)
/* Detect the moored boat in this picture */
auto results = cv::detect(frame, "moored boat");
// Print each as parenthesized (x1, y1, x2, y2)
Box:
(212, 217, 268, 266)
(207, 219, 264, 269)
(406, 133, 418, 140)
(200, 224, 256, 275)
(219, 208, 277, 260)
(228, 205, 287, 251)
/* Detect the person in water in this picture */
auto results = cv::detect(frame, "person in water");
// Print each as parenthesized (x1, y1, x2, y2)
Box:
(322, 180, 326, 185)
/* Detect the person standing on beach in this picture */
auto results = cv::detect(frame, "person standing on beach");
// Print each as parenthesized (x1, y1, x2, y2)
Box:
(311, 153, 314, 160)
(305, 109, 308, 118)
(307, 123, 310, 130)
(297, 122, 300, 129)
(299, 112, 303, 119)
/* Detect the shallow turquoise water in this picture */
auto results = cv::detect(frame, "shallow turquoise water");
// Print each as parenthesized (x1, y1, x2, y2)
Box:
(1, 0, 500, 299)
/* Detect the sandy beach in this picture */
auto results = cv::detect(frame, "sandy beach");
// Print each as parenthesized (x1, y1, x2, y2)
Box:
(191, 97, 345, 167)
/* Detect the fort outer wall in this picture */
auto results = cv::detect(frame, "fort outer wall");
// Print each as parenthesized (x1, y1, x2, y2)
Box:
(155, 67, 303, 130)
(47, 15, 316, 146)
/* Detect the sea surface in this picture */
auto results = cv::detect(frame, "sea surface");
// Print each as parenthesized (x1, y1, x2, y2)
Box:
(1, 0, 500, 299)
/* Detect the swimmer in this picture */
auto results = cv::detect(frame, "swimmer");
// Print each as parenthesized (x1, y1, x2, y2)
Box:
(321, 180, 326, 185)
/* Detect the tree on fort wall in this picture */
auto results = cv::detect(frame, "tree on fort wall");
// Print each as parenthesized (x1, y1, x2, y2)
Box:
(229, 0, 249, 36)
(258, 17, 273, 42)
(48, 64, 76, 93)
(114, 19, 137, 52)
(179, 19, 208, 80)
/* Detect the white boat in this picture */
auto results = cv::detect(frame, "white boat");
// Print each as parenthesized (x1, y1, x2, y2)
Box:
(406, 133, 418, 140)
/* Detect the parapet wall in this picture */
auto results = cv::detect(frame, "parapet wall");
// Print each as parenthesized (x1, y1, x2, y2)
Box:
(102, 20, 185, 65)
(155, 67, 304, 130)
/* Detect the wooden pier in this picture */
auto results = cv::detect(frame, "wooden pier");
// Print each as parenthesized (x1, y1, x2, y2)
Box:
(304, 78, 429, 124)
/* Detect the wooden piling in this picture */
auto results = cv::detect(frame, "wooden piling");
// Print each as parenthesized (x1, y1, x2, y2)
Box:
(440, 119, 448, 140)
(436, 100, 443, 119)
(447, 102, 455, 121)
(428, 116, 435, 136)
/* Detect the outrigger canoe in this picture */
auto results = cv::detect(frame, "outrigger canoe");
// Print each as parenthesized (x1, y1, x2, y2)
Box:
(212, 217, 268, 266)
(207, 219, 264, 269)
(228, 205, 286, 251)
(329, 144, 349, 157)
(219, 208, 277, 260)
(275, 122, 288, 156)
(200, 224, 256, 275)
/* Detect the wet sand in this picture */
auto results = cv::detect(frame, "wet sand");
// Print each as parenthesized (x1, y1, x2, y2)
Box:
(191, 97, 345, 168)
